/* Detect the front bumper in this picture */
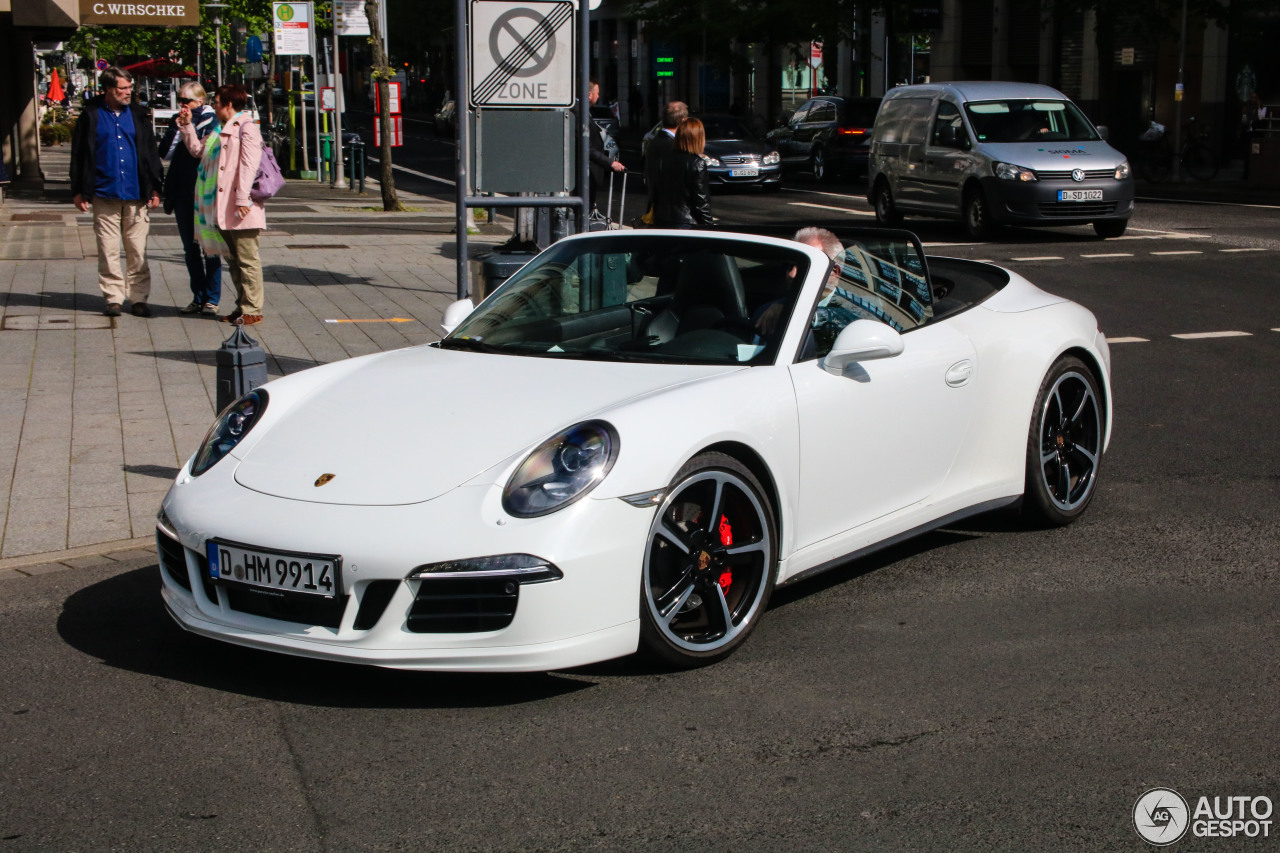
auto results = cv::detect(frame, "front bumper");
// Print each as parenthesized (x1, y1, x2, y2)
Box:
(157, 469, 653, 671)
(708, 163, 782, 186)
(982, 175, 1135, 225)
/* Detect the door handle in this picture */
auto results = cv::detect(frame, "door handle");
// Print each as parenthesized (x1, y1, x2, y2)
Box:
(945, 359, 973, 387)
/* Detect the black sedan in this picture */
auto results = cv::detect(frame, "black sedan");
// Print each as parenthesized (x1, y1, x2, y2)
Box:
(766, 96, 881, 182)
(643, 115, 781, 191)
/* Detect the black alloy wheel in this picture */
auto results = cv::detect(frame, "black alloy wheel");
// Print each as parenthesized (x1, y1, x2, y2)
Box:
(811, 147, 830, 182)
(640, 452, 777, 667)
(1024, 356, 1103, 526)
(874, 180, 902, 226)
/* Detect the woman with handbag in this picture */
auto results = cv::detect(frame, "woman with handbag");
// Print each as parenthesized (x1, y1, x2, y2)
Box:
(177, 83, 267, 326)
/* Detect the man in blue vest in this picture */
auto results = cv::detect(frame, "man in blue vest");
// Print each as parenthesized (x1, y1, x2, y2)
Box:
(70, 67, 164, 318)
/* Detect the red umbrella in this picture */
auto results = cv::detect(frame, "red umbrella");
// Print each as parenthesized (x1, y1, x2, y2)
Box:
(47, 68, 65, 102)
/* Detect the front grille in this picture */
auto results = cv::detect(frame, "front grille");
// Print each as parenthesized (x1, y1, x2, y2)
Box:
(223, 584, 347, 628)
(1034, 168, 1115, 180)
(407, 577, 519, 633)
(157, 532, 191, 591)
(1037, 201, 1118, 217)
(718, 155, 758, 166)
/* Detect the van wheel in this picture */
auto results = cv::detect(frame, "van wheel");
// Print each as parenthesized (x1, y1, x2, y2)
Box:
(1093, 219, 1128, 238)
(874, 181, 902, 226)
(963, 186, 999, 240)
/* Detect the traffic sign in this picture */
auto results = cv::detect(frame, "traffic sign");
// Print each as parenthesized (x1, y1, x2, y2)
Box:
(273, 2, 314, 56)
(95, 59, 109, 71)
(809, 40, 823, 68)
(470, 0, 574, 108)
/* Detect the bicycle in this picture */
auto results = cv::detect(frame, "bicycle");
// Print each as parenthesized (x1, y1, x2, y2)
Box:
(1136, 117, 1219, 182)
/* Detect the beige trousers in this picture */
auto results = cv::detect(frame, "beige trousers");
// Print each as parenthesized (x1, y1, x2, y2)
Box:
(221, 229, 264, 314)
(92, 197, 152, 305)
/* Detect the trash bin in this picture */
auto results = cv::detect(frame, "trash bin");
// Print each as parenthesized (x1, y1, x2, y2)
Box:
(471, 251, 536, 300)
(1248, 137, 1280, 188)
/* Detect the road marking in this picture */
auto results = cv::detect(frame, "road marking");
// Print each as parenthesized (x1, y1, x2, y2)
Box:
(1010, 256, 1064, 261)
(1128, 227, 1212, 239)
(1081, 253, 1134, 258)
(790, 188, 872, 204)
(1151, 250, 1203, 256)
(1136, 195, 1280, 211)
(1170, 331, 1251, 340)
(366, 154, 457, 186)
(921, 241, 980, 248)
(1220, 248, 1268, 253)
(1107, 337, 1149, 343)
(787, 202, 876, 216)
(324, 318, 416, 324)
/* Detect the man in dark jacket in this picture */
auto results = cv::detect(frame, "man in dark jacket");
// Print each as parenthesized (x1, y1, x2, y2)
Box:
(643, 100, 687, 213)
(587, 80, 625, 215)
(70, 66, 164, 317)
(158, 81, 221, 315)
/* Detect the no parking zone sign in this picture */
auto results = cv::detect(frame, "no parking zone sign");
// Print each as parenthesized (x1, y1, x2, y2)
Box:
(470, 0, 574, 108)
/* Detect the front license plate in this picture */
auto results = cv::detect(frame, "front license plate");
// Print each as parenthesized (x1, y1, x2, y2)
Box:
(207, 540, 340, 598)
(1058, 189, 1103, 201)
(730, 168, 759, 177)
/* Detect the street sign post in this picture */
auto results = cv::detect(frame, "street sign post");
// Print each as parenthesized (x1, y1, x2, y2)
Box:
(470, 1, 574, 108)
(374, 81, 402, 115)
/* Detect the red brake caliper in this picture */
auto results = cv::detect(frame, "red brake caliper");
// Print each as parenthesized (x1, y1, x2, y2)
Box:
(717, 515, 733, 590)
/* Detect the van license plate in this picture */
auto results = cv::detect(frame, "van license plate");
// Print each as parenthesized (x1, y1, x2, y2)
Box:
(1058, 189, 1103, 201)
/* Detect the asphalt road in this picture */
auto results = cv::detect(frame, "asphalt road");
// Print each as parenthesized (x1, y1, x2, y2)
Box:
(2, 151, 1278, 851)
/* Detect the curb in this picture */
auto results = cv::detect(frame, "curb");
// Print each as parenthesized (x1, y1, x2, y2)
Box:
(0, 536, 156, 581)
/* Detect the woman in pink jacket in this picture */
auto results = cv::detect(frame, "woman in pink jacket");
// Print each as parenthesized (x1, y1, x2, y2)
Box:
(177, 83, 266, 325)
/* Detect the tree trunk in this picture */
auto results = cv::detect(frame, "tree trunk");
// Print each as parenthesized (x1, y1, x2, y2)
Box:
(365, 0, 404, 211)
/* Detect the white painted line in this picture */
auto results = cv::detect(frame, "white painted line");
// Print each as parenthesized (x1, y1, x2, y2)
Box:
(1128, 227, 1211, 238)
(1010, 256, 1064, 261)
(1171, 331, 1252, 340)
(1151, 250, 1203, 256)
(788, 201, 876, 216)
(1107, 336, 1149, 343)
(1112, 235, 1164, 240)
(922, 241, 980, 248)
(1220, 248, 1268, 253)
(366, 155, 456, 186)
(1136, 195, 1280, 211)
(1081, 253, 1134, 258)
(790, 188, 873, 204)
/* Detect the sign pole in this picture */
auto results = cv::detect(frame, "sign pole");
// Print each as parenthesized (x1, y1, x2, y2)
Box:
(333, 10, 347, 189)
(456, 0, 470, 299)
(578, 0, 589, 232)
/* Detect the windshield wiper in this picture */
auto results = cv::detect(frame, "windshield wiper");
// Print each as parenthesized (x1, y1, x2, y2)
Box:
(438, 337, 503, 353)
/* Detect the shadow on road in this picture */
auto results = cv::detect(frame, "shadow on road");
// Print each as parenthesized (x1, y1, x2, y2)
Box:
(56, 566, 594, 708)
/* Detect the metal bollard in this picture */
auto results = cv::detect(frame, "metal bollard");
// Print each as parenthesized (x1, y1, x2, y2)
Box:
(215, 323, 269, 413)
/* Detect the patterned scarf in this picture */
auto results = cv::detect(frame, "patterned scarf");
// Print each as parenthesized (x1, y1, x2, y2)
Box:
(194, 129, 229, 258)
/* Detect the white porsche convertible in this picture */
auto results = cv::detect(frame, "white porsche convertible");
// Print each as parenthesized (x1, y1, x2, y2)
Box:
(157, 229, 1112, 671)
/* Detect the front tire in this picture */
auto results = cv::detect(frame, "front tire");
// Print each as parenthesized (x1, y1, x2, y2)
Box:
(811, 147, 833, 182)
(1023, 357, 1103, 527)
(640, 452, 778, 667)
(1093, 218, 1128, 239)
(963, 185, 998, 239)
(873, 180, 902, 226)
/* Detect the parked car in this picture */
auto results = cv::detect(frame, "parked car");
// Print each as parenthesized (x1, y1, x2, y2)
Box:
(433, 99, 456, 136)
(766, 95, 881, 181)
(642, 115, 781, 190)
(158, 227, 1112, 672)
(867, 81, 1134, 239)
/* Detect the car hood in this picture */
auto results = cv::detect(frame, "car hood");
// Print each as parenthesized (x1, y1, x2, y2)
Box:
(706, 139, 773, 158)
(975, 140, 1125, 169)
(233, 346, 731, 506)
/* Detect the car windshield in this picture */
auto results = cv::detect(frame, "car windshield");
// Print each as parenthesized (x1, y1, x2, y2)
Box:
(445, 235, 813, 365)
(964, 99, 1100, 143)
(701, 117, 755, 140)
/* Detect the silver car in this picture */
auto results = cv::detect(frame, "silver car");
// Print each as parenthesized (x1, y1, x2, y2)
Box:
(868, 82, 1134, 239)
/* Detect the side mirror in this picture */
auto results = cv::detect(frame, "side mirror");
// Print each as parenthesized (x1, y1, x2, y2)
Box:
(820, 320, 904, 375)
(1096, 125, 1110, 140)
(441, 298, 475, 335)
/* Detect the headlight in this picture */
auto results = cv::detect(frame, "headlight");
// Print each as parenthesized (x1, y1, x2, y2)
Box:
(1115, 160, 1131, 180)
(190, 389, 268, 477)
(763, 151, 781, 165)
(502, 421, 618, 517)
(994, 162, 1037, 182)
(704, 156, 721, 166)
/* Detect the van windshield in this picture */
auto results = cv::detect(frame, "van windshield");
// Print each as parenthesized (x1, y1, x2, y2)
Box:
(964, 99, 1100, 143)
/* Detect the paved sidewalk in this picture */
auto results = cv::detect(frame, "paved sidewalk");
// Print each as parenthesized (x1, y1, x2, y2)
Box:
(0, 146, 507, 572)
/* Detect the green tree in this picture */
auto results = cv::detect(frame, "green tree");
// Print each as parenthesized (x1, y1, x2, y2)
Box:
(365, 0, 405, 211)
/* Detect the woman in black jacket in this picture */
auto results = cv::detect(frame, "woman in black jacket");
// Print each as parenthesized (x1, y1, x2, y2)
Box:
(652, 118, 712, 228)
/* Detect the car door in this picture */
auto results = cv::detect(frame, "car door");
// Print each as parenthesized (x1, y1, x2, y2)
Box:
(798, 100, 837, 159)
(917, 100, 972, 213)
(772, 102, 810, 162)
(787, 317, 978, 550)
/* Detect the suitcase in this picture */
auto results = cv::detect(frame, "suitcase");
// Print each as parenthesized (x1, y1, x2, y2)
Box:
(589, 170, 632, 231)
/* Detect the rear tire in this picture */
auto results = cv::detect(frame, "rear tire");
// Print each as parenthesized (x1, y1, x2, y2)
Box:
(1093, 219, 1128, 239)
(811, 147, 836, 183)
(1023, 357, 1103, 527)
(639, 452, 778, 668)
(873, 180, 902, 226)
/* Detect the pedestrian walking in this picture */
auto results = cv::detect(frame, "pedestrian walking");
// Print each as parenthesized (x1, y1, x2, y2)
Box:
(158, 82, 221, 316)
(69, 66, 164, 318)
(642, 100, 688, 222)
(178, 84, 267, 326)
(587, 79, 625, 213)
(651, 117, 712, 229)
